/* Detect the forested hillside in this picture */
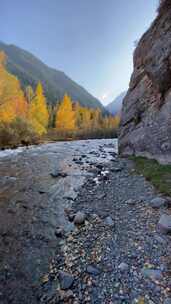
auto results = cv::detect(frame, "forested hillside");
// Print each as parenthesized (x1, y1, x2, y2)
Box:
(0, 41, 106, 111)
(0, 51, 120, 148)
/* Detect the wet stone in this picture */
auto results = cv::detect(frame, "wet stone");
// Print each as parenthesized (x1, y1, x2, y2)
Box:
(58, 271, 74, 290)
(86, 265, 101, 276)
(50, 171, 67, 178)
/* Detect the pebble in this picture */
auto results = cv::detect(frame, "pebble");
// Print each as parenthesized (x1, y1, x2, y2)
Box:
(58, 271, 74, 290)
(86, 265, 101, 276)
(118, 262, 129, 272)
(104, 216, 114, 227)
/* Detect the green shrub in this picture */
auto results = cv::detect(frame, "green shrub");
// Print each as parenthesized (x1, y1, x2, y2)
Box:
(0, 118, 39, 149)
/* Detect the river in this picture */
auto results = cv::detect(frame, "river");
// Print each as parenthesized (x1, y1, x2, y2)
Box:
(0, 138, 117, 303)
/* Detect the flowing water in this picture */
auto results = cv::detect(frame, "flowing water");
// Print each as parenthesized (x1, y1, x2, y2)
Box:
(0, 139, 117, 303)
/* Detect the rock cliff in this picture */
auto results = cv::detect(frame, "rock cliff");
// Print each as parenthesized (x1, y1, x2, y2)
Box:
(119, 1, 171, 164)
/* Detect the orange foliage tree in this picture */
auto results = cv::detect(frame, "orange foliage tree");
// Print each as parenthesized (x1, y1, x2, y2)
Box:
(0, 51, 28, 123)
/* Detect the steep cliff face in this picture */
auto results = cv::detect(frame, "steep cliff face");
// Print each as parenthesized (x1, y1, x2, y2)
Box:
(119, 1, 171, 164)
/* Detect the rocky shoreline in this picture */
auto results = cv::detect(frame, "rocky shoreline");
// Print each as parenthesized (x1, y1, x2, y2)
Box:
(41, 158, 171, 304)
(1, 140, 171, 303)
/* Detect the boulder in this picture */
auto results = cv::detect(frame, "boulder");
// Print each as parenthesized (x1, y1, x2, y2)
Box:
(150, 197, 166, 209)
(74, 211, 86, 225)
(158, 214, 171, 234)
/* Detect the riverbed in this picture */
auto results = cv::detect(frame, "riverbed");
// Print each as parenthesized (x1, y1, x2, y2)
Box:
(0, 139, 117, 303)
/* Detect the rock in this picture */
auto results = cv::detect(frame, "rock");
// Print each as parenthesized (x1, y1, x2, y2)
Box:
(150, 197, 166, 208)
(97, 193, 106, 200)
(104, 216, 114, 227)
(126, 199, 136, 206)
(65, 222, 76, 234)
(118, 262, 129, 272)
(50, 171, 67, 178)
(96, 164, 103, 170)
(74, 211, 86, 225)
(59, 289, 74, 301)
(112, 167, 122, 172)
(141, 268, 162, 281)
(64, 207, 75, 222)
(58, 271, 74, 290)
(55, 227, 64, 238)
(119, 4, 171, 164)
(158, 214, 171, 234)
(68, 213, 75, 222)
(154, 234, 167, 245)
(164, 298, 171, 304)
(86, 265, 101, 276)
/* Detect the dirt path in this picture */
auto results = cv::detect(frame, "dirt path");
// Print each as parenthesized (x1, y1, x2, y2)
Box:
(42, 158, 171, 304)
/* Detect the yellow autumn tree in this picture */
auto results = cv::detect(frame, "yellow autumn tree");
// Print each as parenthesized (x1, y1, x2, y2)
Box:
(91, 108, 102, 129)
(0, 51, 28, 123)
(28, 82, 49, 135)
(55, 94, 76, 131)
(79, 107, 92, 130)
(103, 114, 120, 130)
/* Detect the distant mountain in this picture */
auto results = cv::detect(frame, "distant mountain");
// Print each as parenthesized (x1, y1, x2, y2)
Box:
(0, 41, 105, 111)
(106, 91, 127, 115)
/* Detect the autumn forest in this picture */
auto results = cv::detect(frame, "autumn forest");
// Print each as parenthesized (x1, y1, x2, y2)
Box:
(0, 51, 120, 148)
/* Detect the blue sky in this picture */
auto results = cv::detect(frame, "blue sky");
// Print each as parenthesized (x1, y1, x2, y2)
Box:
(1, 0, 158, 104)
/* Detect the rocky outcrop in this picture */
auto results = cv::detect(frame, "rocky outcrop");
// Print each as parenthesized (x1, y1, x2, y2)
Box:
(119, 1, 171, 164)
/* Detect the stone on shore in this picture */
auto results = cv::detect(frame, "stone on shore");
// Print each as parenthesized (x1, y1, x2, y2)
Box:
(58, 271, 74, 290)
(158, 214, 171, 234)
(150, 197, 166, 209)
(74, 211, 86, 225)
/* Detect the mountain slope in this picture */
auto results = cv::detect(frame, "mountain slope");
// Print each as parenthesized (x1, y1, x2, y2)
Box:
(0, 41, 105, 111)
(106, 91, 126, 115)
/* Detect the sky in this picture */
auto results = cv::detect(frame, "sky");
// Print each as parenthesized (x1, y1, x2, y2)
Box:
(1, 0, 158, 105)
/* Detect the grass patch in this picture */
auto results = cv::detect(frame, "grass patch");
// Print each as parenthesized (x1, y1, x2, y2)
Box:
(130, 156, 171, 196)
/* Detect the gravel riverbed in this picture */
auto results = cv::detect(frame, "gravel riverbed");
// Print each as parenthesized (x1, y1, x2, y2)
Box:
(42, 159, 171, 304)
(0, 139, 171, 303)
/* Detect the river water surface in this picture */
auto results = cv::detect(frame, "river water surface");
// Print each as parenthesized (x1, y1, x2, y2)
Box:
(0, 139, 117, 303)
